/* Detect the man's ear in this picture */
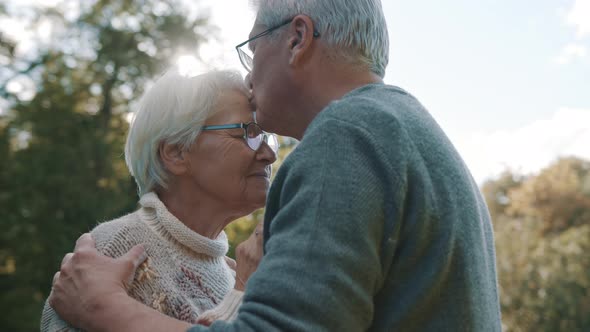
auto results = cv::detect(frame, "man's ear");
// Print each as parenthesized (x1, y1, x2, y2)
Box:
(159, 142, 187, 175)
(288, 15, 317, 66)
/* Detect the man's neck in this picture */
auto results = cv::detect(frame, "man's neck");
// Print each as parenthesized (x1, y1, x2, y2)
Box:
(291, 67, 384, 140)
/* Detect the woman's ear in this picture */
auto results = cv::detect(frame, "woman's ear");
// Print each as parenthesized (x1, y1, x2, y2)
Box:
(159, 142, 187, 175)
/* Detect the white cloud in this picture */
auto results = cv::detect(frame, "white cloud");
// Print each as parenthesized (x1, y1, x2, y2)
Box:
(556, 1, 590, 64)
(176, 54, 209, 77)
(567, 0, 590, 38)
(451, 108, 590, 184)
(555, 43, 587, 64)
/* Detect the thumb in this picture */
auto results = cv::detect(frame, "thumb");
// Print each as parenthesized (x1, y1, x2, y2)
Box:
(224, 256, 237, 271)
(120, 244, 147, 277)
(196, 317, 213, 326)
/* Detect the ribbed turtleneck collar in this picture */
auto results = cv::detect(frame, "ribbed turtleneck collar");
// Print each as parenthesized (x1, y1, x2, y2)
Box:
(138, 192, 229, 257)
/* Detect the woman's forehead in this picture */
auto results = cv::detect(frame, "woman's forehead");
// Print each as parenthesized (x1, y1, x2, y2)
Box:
(208, 91, 255, 123)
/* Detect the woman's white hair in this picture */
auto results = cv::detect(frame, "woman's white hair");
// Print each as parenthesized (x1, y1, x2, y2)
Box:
(251, 0, 389, 77)
(125, 69, 248, 196)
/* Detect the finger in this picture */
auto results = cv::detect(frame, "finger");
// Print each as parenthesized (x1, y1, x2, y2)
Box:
(52, 271, 60, 286)
(121, 244, 147, 272)
(196, 317, 213, 327)
(256, 223, 264, 242)
(249, 222, 264, 251)
(244, 224, 263, 246)
(240, 236, 263, 260)
(224, 256, 237, 270)
(47, 289, 56, 307)
(250, 222, 262, 239)
(243, 233, 256, 248)
(61, 253, 73, 268)
(74, 233, 95, 251)
(120, 245, 147, 288)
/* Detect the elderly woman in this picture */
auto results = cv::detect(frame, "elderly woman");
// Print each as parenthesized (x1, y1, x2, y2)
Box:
(41, 69, 278, 330)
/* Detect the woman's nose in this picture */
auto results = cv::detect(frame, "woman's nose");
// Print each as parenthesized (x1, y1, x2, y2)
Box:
(256, 141, 277, 164)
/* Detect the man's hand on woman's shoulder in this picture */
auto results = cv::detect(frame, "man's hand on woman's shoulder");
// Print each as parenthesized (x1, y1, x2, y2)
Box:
(49, 233, 147, 330)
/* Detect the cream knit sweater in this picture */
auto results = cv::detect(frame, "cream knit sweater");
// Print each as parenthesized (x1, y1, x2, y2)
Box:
(41, 192, 244, 331)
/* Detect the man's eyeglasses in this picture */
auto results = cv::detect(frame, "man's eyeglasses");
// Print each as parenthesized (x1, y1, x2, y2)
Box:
(201, 122, 279, 153)
(235, 18, 320, 73)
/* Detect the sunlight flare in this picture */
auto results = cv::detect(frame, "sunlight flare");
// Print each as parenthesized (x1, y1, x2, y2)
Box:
(176, 54, 206, 77)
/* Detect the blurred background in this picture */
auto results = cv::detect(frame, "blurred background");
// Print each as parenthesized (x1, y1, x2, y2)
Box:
(0, 0, 588, 331)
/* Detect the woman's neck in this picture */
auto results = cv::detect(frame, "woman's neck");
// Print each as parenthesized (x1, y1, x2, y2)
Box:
(157, 187, 241, 240)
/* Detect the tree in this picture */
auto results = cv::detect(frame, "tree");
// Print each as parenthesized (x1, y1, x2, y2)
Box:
(507, 157, 590, 234)
(481, 170, 524, 221)
(0, 1, 212, 330)
(487, 158, 590, 331)
(0, 3, 16, 58)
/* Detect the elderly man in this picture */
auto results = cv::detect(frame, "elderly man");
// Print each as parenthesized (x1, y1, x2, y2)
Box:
(49, 0, 502, 331)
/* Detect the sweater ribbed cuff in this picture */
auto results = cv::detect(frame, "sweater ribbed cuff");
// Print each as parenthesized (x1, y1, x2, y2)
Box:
(198, 289, 243, 323)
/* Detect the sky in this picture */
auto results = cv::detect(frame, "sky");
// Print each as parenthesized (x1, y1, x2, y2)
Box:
(197, 0, 590, 184)
(2, 0, 589, 184)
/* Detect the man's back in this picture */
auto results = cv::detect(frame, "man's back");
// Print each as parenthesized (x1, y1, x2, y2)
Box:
(352, 84, 502, 331)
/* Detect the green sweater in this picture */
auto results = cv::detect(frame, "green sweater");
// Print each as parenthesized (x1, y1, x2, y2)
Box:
(189, 84, 501, 331)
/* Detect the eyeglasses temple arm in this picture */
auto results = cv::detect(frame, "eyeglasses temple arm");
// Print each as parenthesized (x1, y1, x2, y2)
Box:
(201, 124, 244, 130)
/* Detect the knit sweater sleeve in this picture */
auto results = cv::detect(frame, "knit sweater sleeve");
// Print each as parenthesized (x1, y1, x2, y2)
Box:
(196, 289, 244, 324)
(40, 216, 135, 332)
(188, 110, 404, 331)
(40, 299, 81, 332)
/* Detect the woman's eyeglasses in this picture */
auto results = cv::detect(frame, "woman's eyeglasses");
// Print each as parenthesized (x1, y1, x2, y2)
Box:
(201, 122, 279, 153)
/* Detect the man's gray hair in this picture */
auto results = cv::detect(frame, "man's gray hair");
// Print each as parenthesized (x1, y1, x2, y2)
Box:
(251, 0, 389, 77)
(125, 69, 248, 196)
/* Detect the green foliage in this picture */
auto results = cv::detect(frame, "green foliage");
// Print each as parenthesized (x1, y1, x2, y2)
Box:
(507, 157, 590, 234)
(0, 4, 15, 58)
(225, 211, 263, 259)
(485, 157, 590, 331)
(481, 170, 524, 221)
